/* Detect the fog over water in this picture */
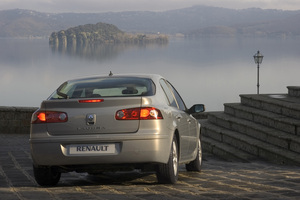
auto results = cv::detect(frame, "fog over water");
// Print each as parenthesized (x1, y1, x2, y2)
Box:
(1, 37, 299, 111)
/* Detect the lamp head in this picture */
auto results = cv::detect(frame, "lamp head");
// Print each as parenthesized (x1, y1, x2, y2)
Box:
(254, 50, 264, 64)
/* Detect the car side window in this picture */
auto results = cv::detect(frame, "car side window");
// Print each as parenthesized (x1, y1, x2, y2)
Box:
(160, 79, 177, 108)
(166, 81, 187, 111)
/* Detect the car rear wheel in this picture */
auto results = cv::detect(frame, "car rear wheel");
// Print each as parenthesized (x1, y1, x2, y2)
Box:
(33, 165, 61, 186)
(156, 135, 178, 184)
(186, 137, 202, 172)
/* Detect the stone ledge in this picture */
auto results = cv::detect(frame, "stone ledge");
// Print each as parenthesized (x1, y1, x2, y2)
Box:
(288, 86, 300, 97)
(0, 106, 38, 134)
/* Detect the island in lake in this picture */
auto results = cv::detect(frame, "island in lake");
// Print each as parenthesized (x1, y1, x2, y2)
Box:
(49, 22, 168, 47)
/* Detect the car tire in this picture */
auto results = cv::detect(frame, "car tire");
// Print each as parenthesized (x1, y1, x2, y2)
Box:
(33, 165, 61, 186)
(185, 137, 202, 172)
(156, 135, 179, 184)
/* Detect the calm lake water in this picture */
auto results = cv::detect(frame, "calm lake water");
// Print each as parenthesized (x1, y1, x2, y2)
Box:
(1, 37, 299, 111)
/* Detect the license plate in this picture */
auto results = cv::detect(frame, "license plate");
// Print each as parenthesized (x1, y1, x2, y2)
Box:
(68, 144, 116, 155)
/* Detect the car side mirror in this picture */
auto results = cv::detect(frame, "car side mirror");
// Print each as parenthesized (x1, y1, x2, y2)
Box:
(188, 104, 205, 114)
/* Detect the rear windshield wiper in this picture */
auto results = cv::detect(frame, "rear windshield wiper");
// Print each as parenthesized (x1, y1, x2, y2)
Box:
(56, 82, 69, 99)
(56, 90, 69, 99)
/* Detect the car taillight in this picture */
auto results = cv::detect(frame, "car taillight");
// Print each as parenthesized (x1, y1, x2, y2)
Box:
(115, 107, 163, 120)
(32, 111, 68, 124)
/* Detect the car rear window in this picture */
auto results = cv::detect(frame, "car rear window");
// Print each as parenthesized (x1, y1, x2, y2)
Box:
(49, 77, 156, 99)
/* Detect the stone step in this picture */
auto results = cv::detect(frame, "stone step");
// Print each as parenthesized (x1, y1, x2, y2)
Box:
(207, 111, 300, 154)
(202, 137, 256, 163)
(200, 118, 300, 166)
(200, 120, 257, 162)
(240, 94, 300, 119)
(224, 103, 300, 135)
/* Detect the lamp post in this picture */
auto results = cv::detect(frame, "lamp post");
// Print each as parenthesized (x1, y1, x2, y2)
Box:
(253, 50, 264, 94)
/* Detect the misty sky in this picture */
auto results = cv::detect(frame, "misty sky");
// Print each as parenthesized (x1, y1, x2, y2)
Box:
(1, 0, 300, 13)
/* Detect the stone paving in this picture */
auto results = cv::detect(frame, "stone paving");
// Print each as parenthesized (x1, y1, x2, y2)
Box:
(0, 133, 300, 200)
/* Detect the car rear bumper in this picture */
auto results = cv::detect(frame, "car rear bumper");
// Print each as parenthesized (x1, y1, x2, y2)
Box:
(30, 133, 172, 166)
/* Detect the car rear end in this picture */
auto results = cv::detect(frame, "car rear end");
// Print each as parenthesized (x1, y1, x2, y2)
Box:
(30, 75, 173, 169)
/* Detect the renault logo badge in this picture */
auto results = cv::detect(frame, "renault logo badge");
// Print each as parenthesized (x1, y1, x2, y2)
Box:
(86, 114, 96, 125)
(88, 115, 94, 121)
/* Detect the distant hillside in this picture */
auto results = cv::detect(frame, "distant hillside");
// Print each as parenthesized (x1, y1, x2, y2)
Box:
(1, 6, 300, 38)
(0, 9, 59, 37)
(186, 11, 300, 38)
(49, 22, 168, 46)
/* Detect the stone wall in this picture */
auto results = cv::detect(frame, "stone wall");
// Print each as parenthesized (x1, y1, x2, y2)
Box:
(0, 106, 38, 134)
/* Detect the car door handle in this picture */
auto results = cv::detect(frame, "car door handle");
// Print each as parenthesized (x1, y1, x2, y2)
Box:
(176, 115, 182, 120)
(187, 119, 192, 123)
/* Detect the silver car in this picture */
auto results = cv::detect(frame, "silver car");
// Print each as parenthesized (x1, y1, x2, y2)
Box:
(30, 74, 205, 186)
